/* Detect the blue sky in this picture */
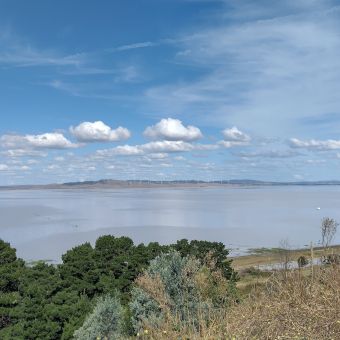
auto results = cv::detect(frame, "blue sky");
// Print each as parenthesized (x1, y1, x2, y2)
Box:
(1, 0, 340, 184)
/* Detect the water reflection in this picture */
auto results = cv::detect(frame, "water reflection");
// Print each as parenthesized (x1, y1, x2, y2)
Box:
(0, 186, 339, 262)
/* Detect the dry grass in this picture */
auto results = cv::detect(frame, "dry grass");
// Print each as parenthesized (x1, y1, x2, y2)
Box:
(135, 264, 340, 340)
(223, 265, 340, 339)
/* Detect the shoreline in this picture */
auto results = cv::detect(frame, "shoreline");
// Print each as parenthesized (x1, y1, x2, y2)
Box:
(1, 179, 340, 191)
(0, 183, 242, 191)
(232, 244, 340, 270)
(23, 243, 340, 267)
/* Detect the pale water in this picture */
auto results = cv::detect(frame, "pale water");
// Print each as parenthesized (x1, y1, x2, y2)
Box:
(0, 186, 339, 262)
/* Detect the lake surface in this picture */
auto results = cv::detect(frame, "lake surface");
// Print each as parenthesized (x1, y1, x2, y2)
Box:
(0, 186, 339, 262)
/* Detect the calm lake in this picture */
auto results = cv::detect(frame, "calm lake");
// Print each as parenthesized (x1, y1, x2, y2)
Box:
(1, 186, 340, 262)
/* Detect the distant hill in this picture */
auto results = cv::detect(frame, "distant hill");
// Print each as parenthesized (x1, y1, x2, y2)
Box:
(1, 179, 340, 190)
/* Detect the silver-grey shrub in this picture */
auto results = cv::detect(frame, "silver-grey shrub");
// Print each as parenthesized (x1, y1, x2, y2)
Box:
(74, 293, 123, 340)
(129, 251, 209, 333)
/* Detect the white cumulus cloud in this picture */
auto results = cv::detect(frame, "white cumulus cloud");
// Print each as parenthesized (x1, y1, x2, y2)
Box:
(70, 121, 131, 142)
(219, 127, 251, 148)
(96, 145, 143, 157)
(141, 140, 196, 153)
(25, 133, 77, 149)
(95, 140, 218, 158)
(222, 127, 251, 142)
(289, 138, 340, 151)
(113, 145, 143, 156)
(219, 140, 247, 148)
(1, 133, 77, 149)
(144, 118, 202, 141)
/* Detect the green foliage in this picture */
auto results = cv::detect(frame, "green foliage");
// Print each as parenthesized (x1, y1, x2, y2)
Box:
(0, 236, 236, 339)
(0, 240, 92, 339)
(0, 240, 24, 335)
(74, 293, 123, 340)
(173, 239, 237, 281)
(60, 243, 99, 297)
(0, 240, 17, 265)
(95, 235, 134, 260)
(146, 251, 200, 304)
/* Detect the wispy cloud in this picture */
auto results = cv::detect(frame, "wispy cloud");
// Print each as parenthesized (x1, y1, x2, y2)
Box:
(3, 2, 340, 183)
(114, 41, 157, 51)
(0, 30, 85, 68)
(236, 149, 301, 159)
(47, 79, 140, 100)
(0, 164, 9, 171)
(144, 1, 340, 138)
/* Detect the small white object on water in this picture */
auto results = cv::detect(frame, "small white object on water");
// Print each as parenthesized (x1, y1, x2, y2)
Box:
(316, 207, 321, 210)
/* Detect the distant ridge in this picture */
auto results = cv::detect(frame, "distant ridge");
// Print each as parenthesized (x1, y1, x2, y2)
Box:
(63, 179, 340, 186)
(1, 179, 340, 190)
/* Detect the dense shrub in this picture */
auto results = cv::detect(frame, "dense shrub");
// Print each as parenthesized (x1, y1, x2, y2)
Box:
(297, 255, 309, 268)
(129, 251, 237, 335)
(0, 236, 236, 339)
(130, 251, 200, 332)
(73, 294, 123, 340)
(141, 265, 340, 339)
(173, 239, 236, 280)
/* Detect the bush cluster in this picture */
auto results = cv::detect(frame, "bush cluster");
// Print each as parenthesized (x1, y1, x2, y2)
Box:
(0, 237, 235, 339)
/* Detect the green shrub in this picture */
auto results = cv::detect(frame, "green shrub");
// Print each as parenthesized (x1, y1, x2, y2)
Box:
(129, 251, 200, 332)
(297, 255, 308, 268)
(129, 284, 162, 333)
(73, 293, 123, 340)
(0, 236, 236, 338)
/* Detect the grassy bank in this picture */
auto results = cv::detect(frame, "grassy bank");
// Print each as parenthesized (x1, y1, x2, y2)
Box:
(232, 245, 340, 296)
(232, 244, 340, 269)
(131, 255, 340, 339)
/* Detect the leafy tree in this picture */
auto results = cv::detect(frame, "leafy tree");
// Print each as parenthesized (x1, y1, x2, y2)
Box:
(60, 243, 99, 297)
(5, 263, 64, 339)
(173, 239, 237, 280)
(0, 236, 236, 339)
(95, 235, 134, 260)
(0, 242, 93, 340)
(0, 240, 17, 265)
(0, 240, 24, 334)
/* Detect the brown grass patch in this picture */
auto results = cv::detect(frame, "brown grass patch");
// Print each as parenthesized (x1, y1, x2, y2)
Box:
(136, 265, 340, 339)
